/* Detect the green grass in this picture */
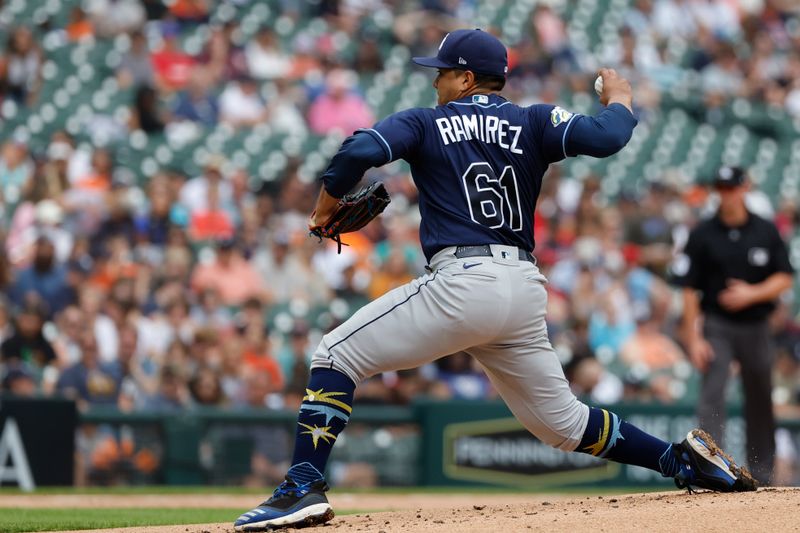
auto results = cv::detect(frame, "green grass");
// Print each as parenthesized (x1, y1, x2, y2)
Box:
(0, 508, 237, 533)
(0, 508, 368, 533)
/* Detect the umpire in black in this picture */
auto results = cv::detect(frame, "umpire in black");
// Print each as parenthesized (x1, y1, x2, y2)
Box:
(672, 166, 794, 485)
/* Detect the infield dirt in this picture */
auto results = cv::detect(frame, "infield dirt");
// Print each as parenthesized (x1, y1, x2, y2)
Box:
(6, 487, 800, 533)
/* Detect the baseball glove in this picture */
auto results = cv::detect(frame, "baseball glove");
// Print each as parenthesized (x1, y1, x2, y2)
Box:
(309, 181, 391, 253)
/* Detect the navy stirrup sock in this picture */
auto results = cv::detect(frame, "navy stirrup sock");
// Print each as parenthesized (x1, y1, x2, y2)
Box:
(287, 368, 356, 484)
(577, 407, 680, 478)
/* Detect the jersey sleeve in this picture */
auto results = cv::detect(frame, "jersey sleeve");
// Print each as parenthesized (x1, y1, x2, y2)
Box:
(526, 104, 582, 164)
(670, 229, 704, 289)
(360, 108, 427, 163)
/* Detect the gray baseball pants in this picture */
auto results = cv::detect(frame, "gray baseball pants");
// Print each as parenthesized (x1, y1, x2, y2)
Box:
(698, 313, 776, 484)
(310, 245, 589, 451)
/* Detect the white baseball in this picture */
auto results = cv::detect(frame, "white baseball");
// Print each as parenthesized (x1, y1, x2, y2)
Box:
(594, 75, 603, 96)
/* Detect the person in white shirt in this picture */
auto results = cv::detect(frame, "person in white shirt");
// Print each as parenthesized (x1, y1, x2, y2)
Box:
(245, 27, 291, 80)
(179, 156, 234, 216)
(219, 76, 269, 128)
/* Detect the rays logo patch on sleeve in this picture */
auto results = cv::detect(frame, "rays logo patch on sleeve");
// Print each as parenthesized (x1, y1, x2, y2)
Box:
(550, 106, 574, 127)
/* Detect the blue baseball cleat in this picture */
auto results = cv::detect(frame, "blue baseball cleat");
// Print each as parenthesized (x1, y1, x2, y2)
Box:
(234, 477, 334, 531)
(673, 429, 757, 493)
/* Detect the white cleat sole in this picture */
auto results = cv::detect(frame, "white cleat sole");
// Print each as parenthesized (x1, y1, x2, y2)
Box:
(685, 430, 737, 481)
(234, 503, 334, 531)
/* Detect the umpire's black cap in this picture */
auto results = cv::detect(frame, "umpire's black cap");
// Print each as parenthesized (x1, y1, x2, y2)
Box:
(412, 29, 508, 78)
(712, 166, 747, 188)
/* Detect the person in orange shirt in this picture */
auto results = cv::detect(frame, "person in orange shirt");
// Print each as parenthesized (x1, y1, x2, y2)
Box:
(188, 181, 234, 242)
(368, 248, 415, 299)
(74, 148, 113, 192)
(169, 0, 210, 22)
(66, 7, 94, 42)
(241, 324, 283, 393)
(190, 240, 270, 306)
(620, 308, 686, 371)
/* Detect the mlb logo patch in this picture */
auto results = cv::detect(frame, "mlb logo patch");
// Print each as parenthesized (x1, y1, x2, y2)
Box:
(473, 95, 489, 104)
(550, 106, 574, 127)
(748, 247, 769, 266)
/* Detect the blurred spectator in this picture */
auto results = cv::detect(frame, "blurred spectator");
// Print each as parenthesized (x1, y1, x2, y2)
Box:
(620, 308, 686, 371)
(116, 31, 155, 90)
(188, 177, 235, 242)
(277, 322, 313, 408)
(286, 34, 322, 80)
(151, 22, 194, 92)
(72, 147, 114, 193)
(352, 37, 384, 74)
(190, 366, 224, 406)
(241, 325, 283, 392)
(588, 288, 636, 357)
(368, 248, 415, 299)
(143, 366, 191, 411)
(169, 0, 210, 24)
(434, 353, 492, 400)
(86, 0, 146, 38)
(3, 367, 38, 396)
(172, 70, 219, 126)
(623, 184, 676, 275)
(130, 86, 166, 134)
(219, 75, 268, 128)
(0, 26, 42, 106)
(198, 21, 248, 82)
(253, 232, 331, 305)
(0, 140, 34, 222)
(191, 240, 269, 306)
(531, 4, 576, 73)
(56, 330, 122, 410)
(0, 299, 12, 344)
(134, 175, 174, 247)
(9, 237, 73, 316)
(568, 355, 625, 404)
(0, 299, 57, 378)
(52, 305, 86, 367)
(651, 0, 697, 40)
(78, 284, 119, 364)
(66, 7, 94, 42)
(308, 69, 375, 135)
(245, 27, 291, 80)
(179, 156, 233, 216)
(701, 42, 745, 99)
(266, 79, 308, 134)
(689, 0, 740, 40)
(190, 288, 233, 331)
(93, 189, 137, 254)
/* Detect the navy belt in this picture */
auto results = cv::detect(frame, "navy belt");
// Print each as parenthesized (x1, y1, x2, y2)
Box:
(454, 245, 535, 263)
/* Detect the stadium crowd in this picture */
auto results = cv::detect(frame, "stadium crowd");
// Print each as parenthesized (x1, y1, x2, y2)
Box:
(0, 0, 799, 436)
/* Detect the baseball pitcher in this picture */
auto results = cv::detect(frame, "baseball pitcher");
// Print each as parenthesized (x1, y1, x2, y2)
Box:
(235, 29, 756, 532)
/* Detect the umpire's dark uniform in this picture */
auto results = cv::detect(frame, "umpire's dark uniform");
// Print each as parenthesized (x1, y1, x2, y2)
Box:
(672, 167, 794, 484)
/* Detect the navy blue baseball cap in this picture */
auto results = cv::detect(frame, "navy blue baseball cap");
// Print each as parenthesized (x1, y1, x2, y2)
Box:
(412, 29, 508, 78)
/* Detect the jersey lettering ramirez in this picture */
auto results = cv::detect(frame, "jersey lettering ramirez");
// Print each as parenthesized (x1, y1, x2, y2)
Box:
(360, 93, 578, 261)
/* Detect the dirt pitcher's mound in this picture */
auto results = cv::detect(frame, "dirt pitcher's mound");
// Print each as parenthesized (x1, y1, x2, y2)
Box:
(46, 487, 800, 533)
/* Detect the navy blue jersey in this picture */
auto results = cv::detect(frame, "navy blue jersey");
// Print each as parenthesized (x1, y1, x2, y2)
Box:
(360, 93, 581, 261)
